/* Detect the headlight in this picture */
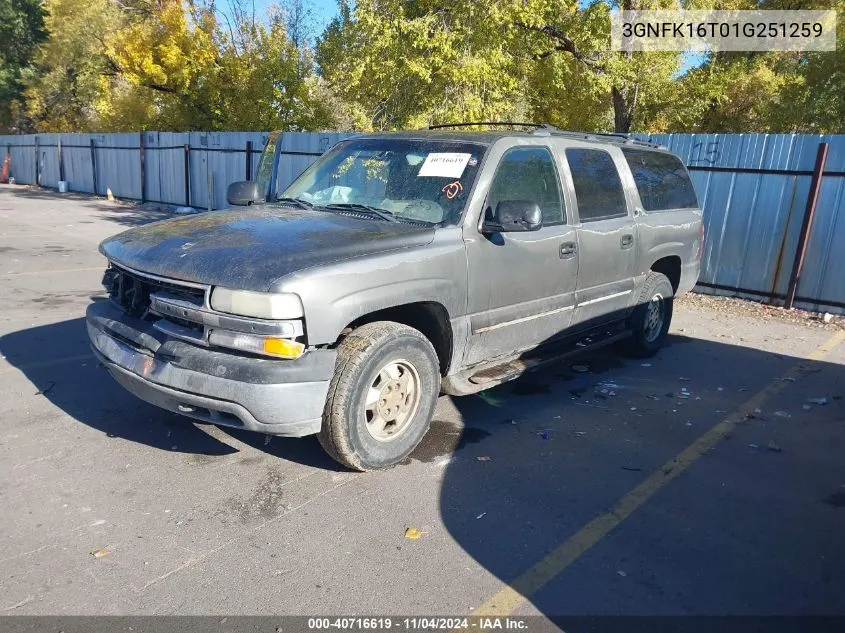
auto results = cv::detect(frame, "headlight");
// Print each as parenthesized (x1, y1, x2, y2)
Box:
(210, 288, 304, 319)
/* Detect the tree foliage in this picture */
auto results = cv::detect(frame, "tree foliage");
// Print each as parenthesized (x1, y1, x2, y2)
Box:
(6, 0, 844, 133)
(0, 0, 47, 131)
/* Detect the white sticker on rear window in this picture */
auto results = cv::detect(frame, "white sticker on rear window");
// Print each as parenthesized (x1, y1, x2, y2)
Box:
(417, 153, 472, 178)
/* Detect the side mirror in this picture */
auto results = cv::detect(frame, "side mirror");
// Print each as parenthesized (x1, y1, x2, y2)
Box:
(483, 200, 543, 233)
(226, 181, 263, 206)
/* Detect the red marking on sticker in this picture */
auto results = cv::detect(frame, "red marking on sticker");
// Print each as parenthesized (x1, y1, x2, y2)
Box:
(442, 181, 463, 200)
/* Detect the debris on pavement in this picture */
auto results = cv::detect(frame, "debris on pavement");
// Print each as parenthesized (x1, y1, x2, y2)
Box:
(773, 411, 791, 418)
(476, 456, 491, 462)
(803, 404, 813, 411)
(476, 513, 486, 520)
(91, 547, 111, 558)
(808, 397, 828, 406)
(478, 391, 505, 407)
(404, 527, 422, 540)
(617, 570, 627, 577)
(767, 440, 783, 452)
(35, 381, 55, 396)
(675, 292, 843, 329)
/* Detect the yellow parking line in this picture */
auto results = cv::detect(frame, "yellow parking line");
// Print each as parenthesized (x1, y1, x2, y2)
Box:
(474, 330, 845, 616)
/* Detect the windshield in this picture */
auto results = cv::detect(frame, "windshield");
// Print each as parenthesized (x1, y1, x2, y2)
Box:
(280, 138, 487, 225)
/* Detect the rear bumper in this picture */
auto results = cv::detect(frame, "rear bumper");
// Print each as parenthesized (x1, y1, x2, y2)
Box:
(86, 300, 335, 437)
(677, 260, 700, 296)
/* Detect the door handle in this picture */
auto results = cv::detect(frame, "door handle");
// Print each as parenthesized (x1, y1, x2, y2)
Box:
(620, 234, 634, 249)
(560, 242, 577, 259)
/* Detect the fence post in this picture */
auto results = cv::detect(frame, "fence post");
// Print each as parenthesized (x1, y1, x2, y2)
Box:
(139, 132, 147, 203)
(57, 138, 65, 184)
(34, 136, 40, 186)
(785, 142, 829, 309)
(246, 140, 253, 180)
(184, 143, 191, 207)
(90, 139, 98, 196)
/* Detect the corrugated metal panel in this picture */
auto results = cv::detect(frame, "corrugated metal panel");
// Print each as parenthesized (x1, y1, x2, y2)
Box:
(95, 132, 141, 199)
(63, 134, 95, 194)
(635, 133, 845, 313)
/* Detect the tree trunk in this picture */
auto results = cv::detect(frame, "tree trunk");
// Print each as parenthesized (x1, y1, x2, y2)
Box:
(612, 85, 637, 133)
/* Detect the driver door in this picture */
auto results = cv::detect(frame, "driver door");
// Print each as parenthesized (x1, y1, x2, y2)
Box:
(463, 145, 579, 367)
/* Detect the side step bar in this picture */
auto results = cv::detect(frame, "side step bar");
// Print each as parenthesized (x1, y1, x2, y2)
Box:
(441, 327, 631, 397)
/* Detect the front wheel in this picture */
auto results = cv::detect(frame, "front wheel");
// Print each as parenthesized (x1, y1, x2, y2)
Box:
(318, 321, 440, 471)
(626, 271, 674, 358)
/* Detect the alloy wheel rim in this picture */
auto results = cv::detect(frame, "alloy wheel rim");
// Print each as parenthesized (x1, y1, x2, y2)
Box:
(644, 293, 665, 343)
(363, 359, 421, 442)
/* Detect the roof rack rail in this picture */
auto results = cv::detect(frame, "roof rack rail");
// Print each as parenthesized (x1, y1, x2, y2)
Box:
(428, 121, 558, 131)
(547, 130, 664, 149)
(425, 122, 664, 148)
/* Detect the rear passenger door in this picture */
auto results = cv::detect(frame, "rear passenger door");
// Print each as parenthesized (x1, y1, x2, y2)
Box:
(564, 147, 638, 326)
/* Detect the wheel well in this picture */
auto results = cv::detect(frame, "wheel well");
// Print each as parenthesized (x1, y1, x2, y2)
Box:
(651, 256, 681, 293)
(346, 302, 453, 375)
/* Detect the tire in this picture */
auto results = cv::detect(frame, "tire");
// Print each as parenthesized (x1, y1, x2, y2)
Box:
(318, 321, 440, 471)
(626, 271, 674, 358)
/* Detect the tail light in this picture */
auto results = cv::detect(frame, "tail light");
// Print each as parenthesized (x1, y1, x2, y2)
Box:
(697, 224, 705, 260)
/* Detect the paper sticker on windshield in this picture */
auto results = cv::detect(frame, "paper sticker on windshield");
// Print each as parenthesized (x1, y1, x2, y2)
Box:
(418, 153, 472, 178)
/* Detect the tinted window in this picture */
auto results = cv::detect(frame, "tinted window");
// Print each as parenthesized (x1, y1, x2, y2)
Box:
(623, 149, 699, 211)
(565, 148, 628, 222)
(487, 147, 564, 225)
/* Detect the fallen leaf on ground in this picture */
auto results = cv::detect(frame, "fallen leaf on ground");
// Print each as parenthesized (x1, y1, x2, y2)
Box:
(91, 548, 110, 558)
(404, 527, 422, 540)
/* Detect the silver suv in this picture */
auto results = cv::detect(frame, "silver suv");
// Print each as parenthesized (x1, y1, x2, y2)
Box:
(86, 124, 703, 470)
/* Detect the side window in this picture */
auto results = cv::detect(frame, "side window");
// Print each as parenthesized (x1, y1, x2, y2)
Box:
(565, 148, 628, 222)
(487, 147, 565, 225)
(622, 149, 699, 211)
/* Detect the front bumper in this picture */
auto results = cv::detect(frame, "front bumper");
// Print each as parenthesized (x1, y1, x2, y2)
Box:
(86, 300, 336, 437)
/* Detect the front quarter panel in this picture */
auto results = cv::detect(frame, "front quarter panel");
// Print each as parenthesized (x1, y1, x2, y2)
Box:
(270, 227, 467, 347)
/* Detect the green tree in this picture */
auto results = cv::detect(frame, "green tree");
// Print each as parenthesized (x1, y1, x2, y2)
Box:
(317, 0, 694, 132)
(23, 0, 124, 131)
(0, 0, 47, 132)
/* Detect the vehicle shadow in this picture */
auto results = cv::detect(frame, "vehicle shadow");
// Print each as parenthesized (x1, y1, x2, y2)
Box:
(437, 330, 845, 618)
(0, 313, 336, 468)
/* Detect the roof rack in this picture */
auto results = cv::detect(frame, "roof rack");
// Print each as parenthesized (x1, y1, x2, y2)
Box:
(426, 122, 664, 149)
(428, 122, 558, 131)
(548, 130, 664, 149)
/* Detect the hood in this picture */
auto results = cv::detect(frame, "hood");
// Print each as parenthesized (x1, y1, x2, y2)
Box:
(99, 206, 435, 291)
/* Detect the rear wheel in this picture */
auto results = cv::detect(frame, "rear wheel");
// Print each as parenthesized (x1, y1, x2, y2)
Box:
(318, 321, 440, 471)
(627, 271, 674, 358)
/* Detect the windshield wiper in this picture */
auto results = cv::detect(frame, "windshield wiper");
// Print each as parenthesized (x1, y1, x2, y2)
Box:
(275, 197, 315, 210)
(323, 203, 399, 223)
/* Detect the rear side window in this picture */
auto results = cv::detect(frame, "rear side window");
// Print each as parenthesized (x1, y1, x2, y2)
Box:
(565, 148, 628, 222)
(622, 149, 699, 211)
